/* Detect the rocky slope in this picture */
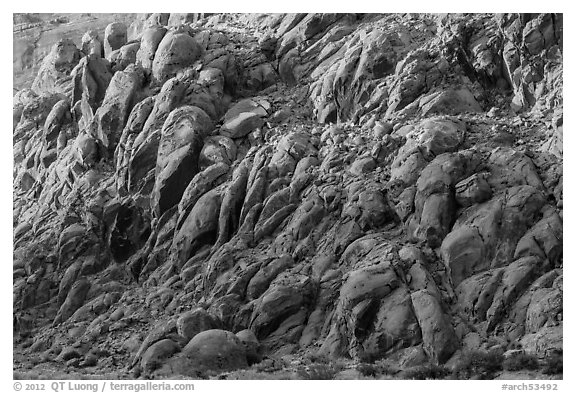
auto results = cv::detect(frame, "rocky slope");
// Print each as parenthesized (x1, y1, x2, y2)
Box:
(13, 13, 563, 379)
(13, 13, 136, 92)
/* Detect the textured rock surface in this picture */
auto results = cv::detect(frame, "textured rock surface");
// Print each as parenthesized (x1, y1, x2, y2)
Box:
(13, 13, 562, 380)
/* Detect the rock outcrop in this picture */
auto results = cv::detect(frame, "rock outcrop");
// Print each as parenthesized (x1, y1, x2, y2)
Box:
(13, 13, 562, 380)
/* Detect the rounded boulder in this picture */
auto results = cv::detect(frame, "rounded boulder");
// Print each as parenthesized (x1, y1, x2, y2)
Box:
(181, 329, 248, 372)
(152, 32, 202, 84)
(104, 22, 128, 58)
(176, 308, 218, 343)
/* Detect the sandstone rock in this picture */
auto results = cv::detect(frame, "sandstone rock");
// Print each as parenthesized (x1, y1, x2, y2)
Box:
(342, 187, 390, 231)
(136, 26, 168, 71)
(441, 185, 546, 286)
(12, 12, 564, 379)
(71, 55, 113, 110)
(177, 162, 229, 227)
(132, 318, 178, 367)
(455, 173, 492, 207)
(176, 308, 217, 343)
(32, 39, 82, 95)
(162, 329, 248, 375)
(250, 273, 315, 339)
(91, 64, 144, 152)
(152, 32, 202, 84)
(215, 162, 249, 246)
(127, 129, 160, 193)
(360, 286, 422, 359)
(167, 13, 198, 27)
(419, 88, 482, 116)
(140, 76, 187, 138)
(485, 256, 546, 331)
(57, 261, 82, 305)
(199, 136, 236, 168)
(115, 96, 155, 192)
(525, 287, 562, 334)
(236, 329, 261, 364)
(514, 211, 562, 265)
(270, 132, 317, 176)
(385, 48, 443, 118)
(170, 188, 222, 266)
(220, 98, 269, 138)
(520, 325, 562, 357)
(349, 156, 376, 176)
(247, 255, 294, 301)
(81, 30, 103, 57)
(109, 42, 141, 72)
(320, 260, 402, 357)
(151, 106, 213, 217)
(53, 278, 91, 326)
(43, 99, 71, 145)
(411, 289, 458, 364)
(104, 23, 128, 58)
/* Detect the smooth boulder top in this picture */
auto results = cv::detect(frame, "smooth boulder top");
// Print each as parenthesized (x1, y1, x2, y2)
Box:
(220, 98, 270, 138)
(181, 329, 248, 371)
(152, 32, 203, 84)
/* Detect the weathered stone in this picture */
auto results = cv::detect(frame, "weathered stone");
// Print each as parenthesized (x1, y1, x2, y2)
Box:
(161, 329, 248, 375)
(170, 188, 222, 266)
(152, 32, 202, 84)
(411, 289, 458, 364)
(32, 39, 82, 95)
(104, 23, 128, 58)
(151, 106, 213, 217)
(136, 26, 168, 71)
(176, 308, 217, 343)
(220, 98, 269, 138)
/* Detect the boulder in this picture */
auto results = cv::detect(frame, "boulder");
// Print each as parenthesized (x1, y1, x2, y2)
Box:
(91, 64, 144, 152)
(109, 42, 141, 72)
(152, 32, 202, 84)
(141, 339, 180, 373)
(81, 30, 103, 57)
(71, 55, 113, 111)
(419, 88, 482, 116)
(170, 188, 222, 266)
(161, 329, 248, 375)
(441, 185, 546, 286)
(136, 26, 168, 71)
(43, 99, 70, 144)
(53, 278, 91, 326)
(410, 289, 458, 364)
(250, 273, 315, 339)
(236, 329, 261, 364)
(176, 308, 217, 343)
(151, 106, 213, 217)
(247, 255, 294, 301)
(320, 260, 402, 357)
(176, 162, 230, 227)
(104, 22, 128, 58)
(520, 325, 563, 357)
(514, 211, 562, 265)
(32, 39, 82, 95)
(220, 98, 270, 138)
(455, 173, 492, 207)
(199, 136, 236, 168)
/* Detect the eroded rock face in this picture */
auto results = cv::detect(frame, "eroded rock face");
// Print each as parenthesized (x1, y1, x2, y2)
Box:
(32, 39, 82, 95)
(13, 13, 562, 379)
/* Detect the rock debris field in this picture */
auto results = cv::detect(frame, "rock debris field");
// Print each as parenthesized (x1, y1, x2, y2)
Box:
(13, 13, 562, 380)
